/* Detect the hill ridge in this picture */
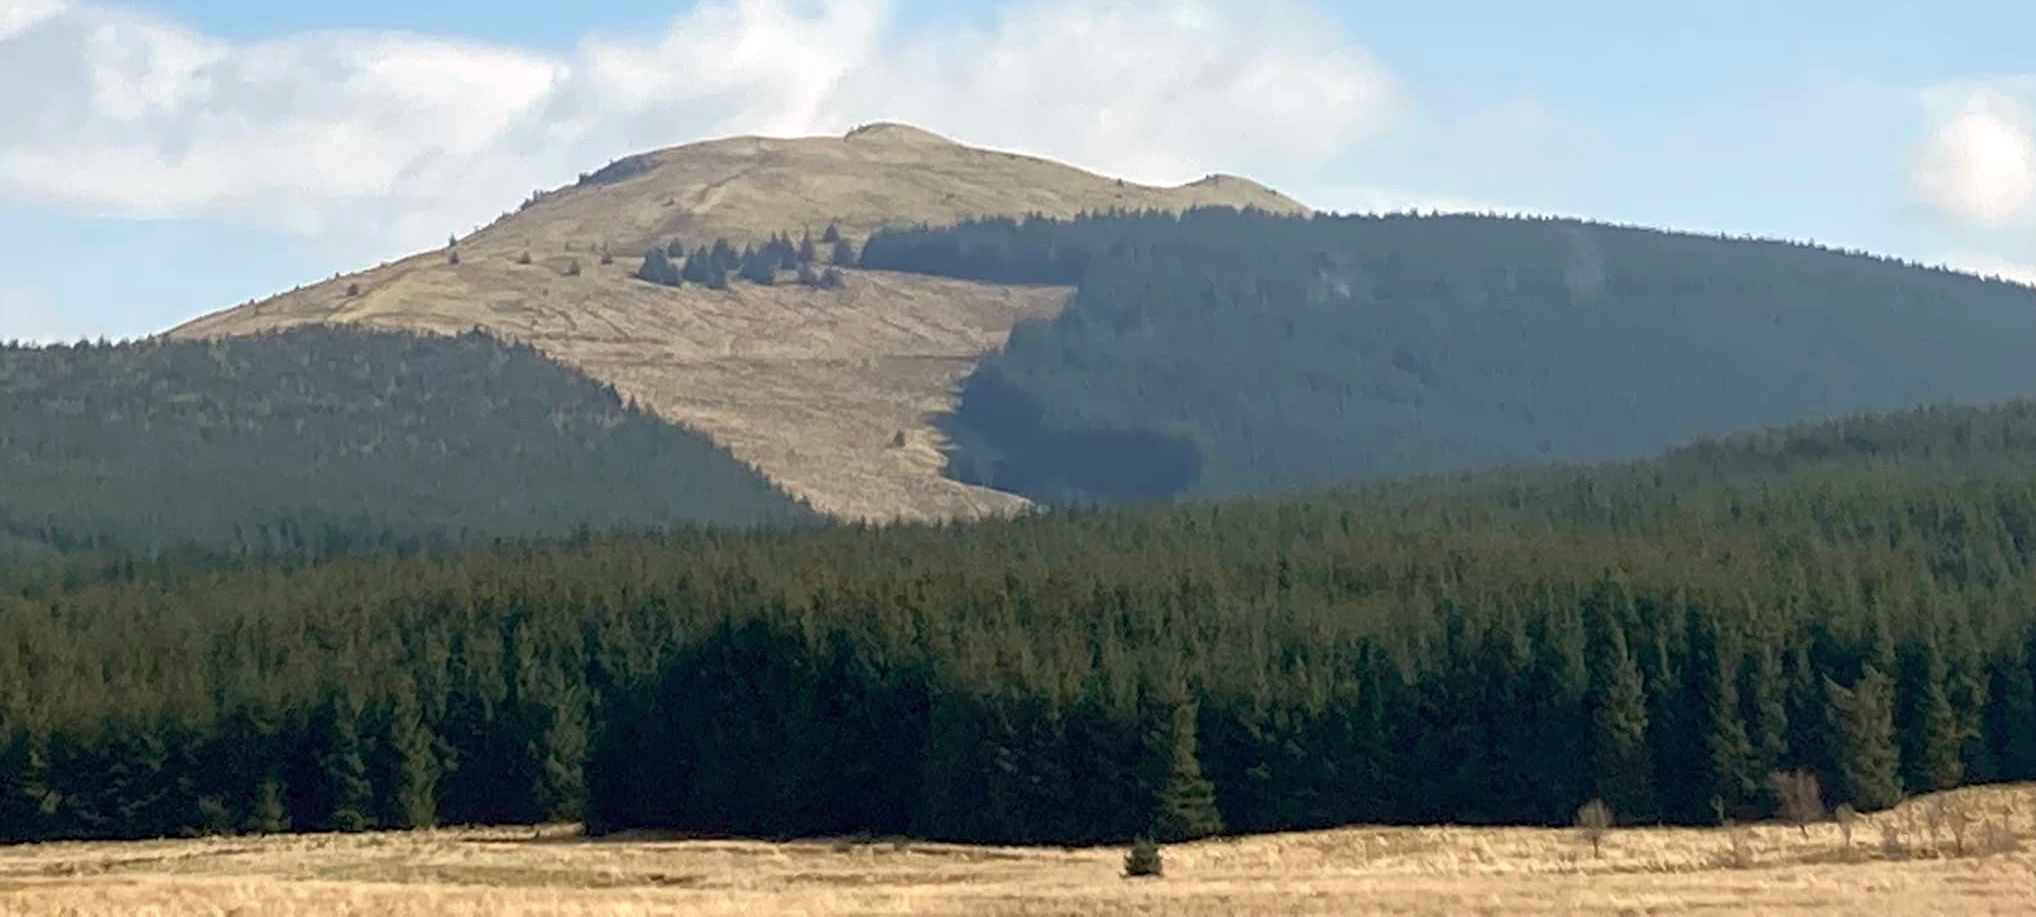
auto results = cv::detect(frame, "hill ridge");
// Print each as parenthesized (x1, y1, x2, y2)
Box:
(170, 124, 1306, 521)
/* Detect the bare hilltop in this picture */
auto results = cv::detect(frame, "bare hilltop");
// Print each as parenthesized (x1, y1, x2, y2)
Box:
(172, 124, 1305, 521)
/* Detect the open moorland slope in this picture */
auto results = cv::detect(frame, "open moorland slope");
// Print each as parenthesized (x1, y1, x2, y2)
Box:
(171, 125, 1303, 521)
(3, 784, 2031, 916)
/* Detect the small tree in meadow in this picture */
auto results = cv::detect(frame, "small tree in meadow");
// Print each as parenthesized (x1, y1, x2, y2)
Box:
(1124, 836, 1163, 878)
(1576, 798, 1613, 858)
(1769, 770, 1823, 837)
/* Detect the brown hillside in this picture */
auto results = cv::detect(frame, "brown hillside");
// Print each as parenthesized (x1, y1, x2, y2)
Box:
(170, 124, 1307, 521)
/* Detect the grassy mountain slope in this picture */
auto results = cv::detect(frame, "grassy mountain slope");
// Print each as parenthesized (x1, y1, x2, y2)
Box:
(856, 210, 2036, 503)
(0, 328, 813, 559)
(170, 125, 1303, 521)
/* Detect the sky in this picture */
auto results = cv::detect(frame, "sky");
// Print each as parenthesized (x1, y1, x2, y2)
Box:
(4, 0, 2036, 342)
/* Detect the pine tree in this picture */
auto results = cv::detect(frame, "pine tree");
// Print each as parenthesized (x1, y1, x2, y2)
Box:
(511, 637, 588, 822)
(1782, 638, 1835, 792)
(1685, 608, 1756, 820)
(821, 222, 842, 244)
(1123, 835, 1164, 877)
(95, 716, 170, 838)
(1139, 684, 1223, 843)
(381, 682, 439, 829)
(318, 693, 376, 832)
(798, 232, 818, 264)
(1590, 625, 1657, 822)
(1989, 638, 2036, 780)
(739, 250, 777, 285)
(246, 776, 290, 834)
(1739, 638, 1790, 786)
(1896, 637, 1962, 793)
(682, 247, 711, 284)
(1941, 614, 1993, 782)
(1827, 666, 1903, 811)
(0, 723, 52, 842)
(636, 247, 682, 287)
(832, 238, 857, 266)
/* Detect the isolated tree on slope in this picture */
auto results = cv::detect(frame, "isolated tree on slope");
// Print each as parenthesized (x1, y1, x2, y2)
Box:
(636, 248, 682, 287)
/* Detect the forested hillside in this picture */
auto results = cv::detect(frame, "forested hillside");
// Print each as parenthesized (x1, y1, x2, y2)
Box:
(0, 328, 814, 559)
(861, 210, 2036, 504)
(6, 401, 2036, 844)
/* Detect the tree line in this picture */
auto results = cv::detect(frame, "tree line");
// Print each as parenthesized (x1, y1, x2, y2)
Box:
(5, 401, 2036, 843)
(635, 226, 853, 291)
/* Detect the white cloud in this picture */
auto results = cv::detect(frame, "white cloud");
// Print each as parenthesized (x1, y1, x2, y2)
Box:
(825, 0, 1399, 188)
(0, 0, 66, 41)
(1910, 87, 2036, 226)
(0, 0, 1398, 264)
(0, 287, 99, 343)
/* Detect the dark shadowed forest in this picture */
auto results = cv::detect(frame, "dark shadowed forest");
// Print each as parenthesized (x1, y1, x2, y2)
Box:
(6, 401, 2036, 844)
(0, 328, 813, 561)
(863, 210, 2036, 503)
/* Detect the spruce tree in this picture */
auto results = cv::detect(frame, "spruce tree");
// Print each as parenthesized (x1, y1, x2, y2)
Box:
(0, 724, 52, 842)
(832, 238, 857, 266)
(1990, 637, 2036, 780)
(1827, 666, 1903, 811)
(1139, 685, 1222, 843)
(1685, 609, 1756, 820)
(682, 246, 712, 284)
(822, 222, 842, 243)
(1738, 639, 1790, 785)
(1896, 637, 1962, 793)
(798, 232, 818, 264)
(382, 682, 439, 829)
(318, 693, 376, 832)
(1941, 615, 1993, 782)
(247, 776, 291, 834)
(635, 247, 681, 287)
(1782, 639, 1835, 792)
(1590, 625, 1657, 822)
(739, 250, 777, 285)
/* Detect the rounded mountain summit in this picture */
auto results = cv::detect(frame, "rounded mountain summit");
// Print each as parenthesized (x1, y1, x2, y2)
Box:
(172, 124, 1307, 522)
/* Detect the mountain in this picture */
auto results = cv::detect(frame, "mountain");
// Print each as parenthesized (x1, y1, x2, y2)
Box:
(856, 209, 2036, 503)
(171, 124, 1303, 522)
(0, 328, 813, 560)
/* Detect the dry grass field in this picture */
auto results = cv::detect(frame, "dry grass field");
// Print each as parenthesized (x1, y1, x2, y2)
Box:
(6, 784, 2034, 915)
(170, 124, 1306, 523)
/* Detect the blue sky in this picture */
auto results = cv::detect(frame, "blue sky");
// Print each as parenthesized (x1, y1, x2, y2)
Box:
(4, 0, 2034, 341)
